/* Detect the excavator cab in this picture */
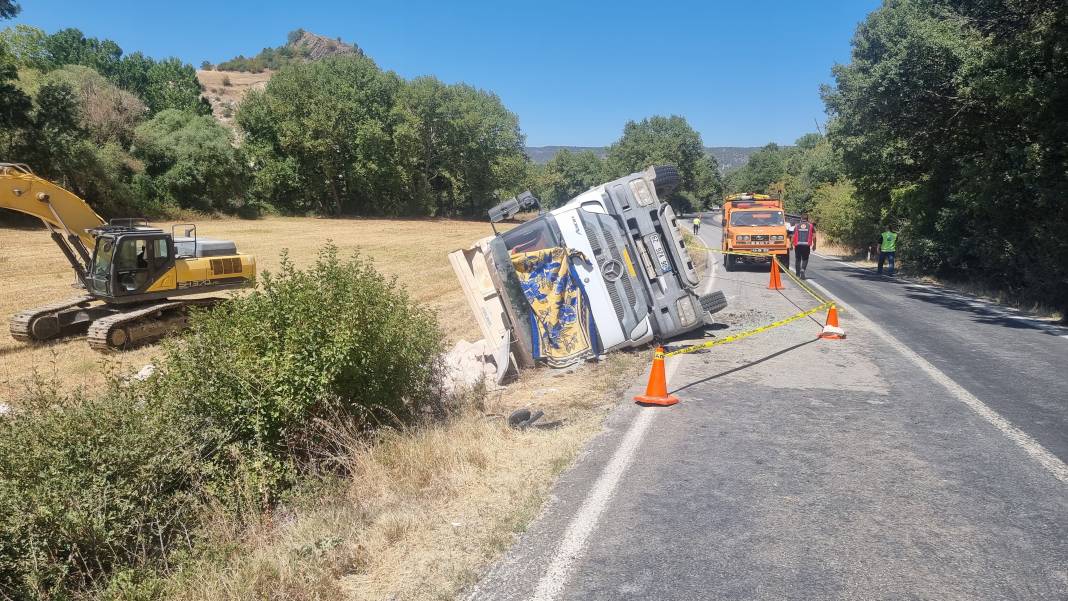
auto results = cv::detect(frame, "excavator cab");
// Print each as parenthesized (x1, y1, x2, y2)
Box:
(87, 228, 176, 299)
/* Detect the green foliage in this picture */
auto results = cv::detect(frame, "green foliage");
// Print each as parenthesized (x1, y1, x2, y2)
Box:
(154, 244, 445, 494)
(240, 57, 526, 216)
(824, 0, 1068, 313)
(0, 0, 18, 19)
(0, 244, 446, 598)
(724, 134, 847, 215)
(809, 181, 875, 248)
(726, 142, 787, 195)
(0, 26, 208, 116)
(142, 58, 209, 115)
(133, 109, 247, 213)
(531, 148, 606, 208)
(0, 24, 45, 67)
(605, 115, 723, 210)
(0, 45, 30, 132)
(215, 29, 353, 72)
(31, 64, 147, 145)
(0, 381, 206, 599)
(395, 76, 527, 215)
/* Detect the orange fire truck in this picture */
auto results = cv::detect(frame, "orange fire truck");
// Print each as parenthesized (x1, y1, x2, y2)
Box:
(720, 193, 789, 271)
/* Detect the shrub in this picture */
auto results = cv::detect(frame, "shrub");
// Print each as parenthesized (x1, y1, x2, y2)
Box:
(810, 180, 877, 249)
(0, 380, 209, 599)
(221, 74, 231, 87)
(155, 244, 445, 499)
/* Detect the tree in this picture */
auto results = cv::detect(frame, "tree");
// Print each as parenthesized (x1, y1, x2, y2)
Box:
(239, 55, 404, 215)
(34, 65, 146, 146)
(0, 49, 30, 133)
(143, 58, 210, 115)
(0, 0, 18, 19)
(395, 76, 526, 215)
(824, 0, 1068, 316)
(239, 58, 527, 217)
(725, 143, 786, 194)
(533, 149, 605, 208)
(133, 109, 246, 213)
(0, 24, 46, 68)
(605, 115, 720, 210)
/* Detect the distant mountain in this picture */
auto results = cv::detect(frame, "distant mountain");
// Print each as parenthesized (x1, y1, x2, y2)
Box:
(524, 146, 762, 173)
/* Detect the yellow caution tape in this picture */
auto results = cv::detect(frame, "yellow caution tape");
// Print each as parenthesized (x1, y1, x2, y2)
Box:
(665, 302, 831, 357)
(687, 241, 827, 304)
(660, 241, 835, 357)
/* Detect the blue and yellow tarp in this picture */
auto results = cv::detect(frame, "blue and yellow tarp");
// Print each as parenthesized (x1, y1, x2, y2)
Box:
(511, 248, 599, 368)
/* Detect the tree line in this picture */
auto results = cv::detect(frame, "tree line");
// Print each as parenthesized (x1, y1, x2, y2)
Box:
(1, 20, 723, 220)
(726, 0, 1067, 317)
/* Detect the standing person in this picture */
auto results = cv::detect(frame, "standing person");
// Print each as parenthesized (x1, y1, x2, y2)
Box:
(878, 224, 898, 276)
(792, 213, 816, 279)
(785, 218, 796, 270)
(692, 215, 701, 236)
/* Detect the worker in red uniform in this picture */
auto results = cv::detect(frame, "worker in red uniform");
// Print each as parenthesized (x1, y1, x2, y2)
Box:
(792, 213, 817, 279)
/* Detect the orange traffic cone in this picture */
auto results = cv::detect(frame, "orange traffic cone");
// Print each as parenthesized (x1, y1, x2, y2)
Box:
(634, 346, 679, 406)
(818, 305, 846, 340)
(768, 256, 784, 290)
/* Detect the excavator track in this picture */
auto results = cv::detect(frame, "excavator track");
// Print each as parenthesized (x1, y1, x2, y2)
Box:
(86, 298, 225, 352)
(9, 295, 96, 342)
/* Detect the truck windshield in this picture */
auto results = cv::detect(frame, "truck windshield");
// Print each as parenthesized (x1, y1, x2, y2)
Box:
(730, 211, 784, 227)
(501, 216, 559, 253)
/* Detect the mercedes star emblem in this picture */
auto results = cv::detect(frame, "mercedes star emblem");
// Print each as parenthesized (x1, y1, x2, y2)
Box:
(601, 259, 624, 282)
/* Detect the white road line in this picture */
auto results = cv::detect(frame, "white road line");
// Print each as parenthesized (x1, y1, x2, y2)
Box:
(807, 279, 1068, 484)
(813, 256, 1068, 337)
(531, 359, 683, 601)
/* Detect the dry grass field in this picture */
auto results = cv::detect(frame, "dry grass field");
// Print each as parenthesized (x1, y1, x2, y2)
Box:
(0, 216, 501, 403)
(0, 215, 642, 599)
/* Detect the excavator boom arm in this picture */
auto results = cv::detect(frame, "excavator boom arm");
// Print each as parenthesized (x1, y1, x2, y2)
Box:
(0, 163, 105, 254)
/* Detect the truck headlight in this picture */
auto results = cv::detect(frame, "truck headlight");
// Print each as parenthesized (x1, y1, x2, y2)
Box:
(772, 235, 784, 241)
(629, 179, 654, 207)
(676, 297, 697, 326)
(736, 235, 750, 242)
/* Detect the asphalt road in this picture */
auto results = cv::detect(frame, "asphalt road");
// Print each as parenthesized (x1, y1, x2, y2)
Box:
(804, 250, 1068, 463)
(468, 218, 1068, 600)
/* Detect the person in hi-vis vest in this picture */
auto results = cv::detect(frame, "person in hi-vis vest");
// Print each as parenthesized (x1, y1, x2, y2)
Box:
(692, 216, 701, 235)
(878, 224, 898, 276)
(792, 214, 816, 279)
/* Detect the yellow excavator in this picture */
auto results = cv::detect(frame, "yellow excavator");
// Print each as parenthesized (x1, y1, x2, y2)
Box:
(0, 163, 255, 351)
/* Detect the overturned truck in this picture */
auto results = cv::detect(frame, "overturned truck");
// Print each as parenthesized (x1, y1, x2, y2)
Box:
(449, 165, 727, 373)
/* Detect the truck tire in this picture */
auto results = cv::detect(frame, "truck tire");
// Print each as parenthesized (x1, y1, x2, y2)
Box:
(646, 165, 680, 198)
(781, 253, 790, 270)
(725, 254, 736, 272)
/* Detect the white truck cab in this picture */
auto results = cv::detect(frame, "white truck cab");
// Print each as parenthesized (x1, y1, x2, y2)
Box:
(450, 165, 727, 367)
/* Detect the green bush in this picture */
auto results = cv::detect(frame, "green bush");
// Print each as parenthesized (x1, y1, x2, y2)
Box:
(0, 245, 447, 597)
(0, 380, 208, 599)
(155, 244, 444, 497)
(810, 180, 877, 249)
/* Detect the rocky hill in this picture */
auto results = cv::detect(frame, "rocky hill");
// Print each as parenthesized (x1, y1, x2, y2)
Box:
(200, 30, 362, 125)
(212, 29, 360, 73)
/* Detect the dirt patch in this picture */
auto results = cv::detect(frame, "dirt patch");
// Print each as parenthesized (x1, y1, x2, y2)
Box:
(197, 70, 272, 126)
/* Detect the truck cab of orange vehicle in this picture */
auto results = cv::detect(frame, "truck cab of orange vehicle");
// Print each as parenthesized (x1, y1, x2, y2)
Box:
(721, 193, 789, 271)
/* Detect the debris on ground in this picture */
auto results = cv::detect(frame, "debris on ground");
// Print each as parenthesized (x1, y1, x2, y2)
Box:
(442, 336, 516, 395)
(507, 407, 564, 431)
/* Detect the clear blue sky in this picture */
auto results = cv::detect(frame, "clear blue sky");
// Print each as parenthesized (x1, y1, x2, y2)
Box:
(10, 0, 881, 147)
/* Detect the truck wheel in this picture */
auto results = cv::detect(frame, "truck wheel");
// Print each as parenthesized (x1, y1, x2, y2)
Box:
(646, 165, 680, 198)
(781, 253, 790, 270)
(725, 254, 736, 272)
